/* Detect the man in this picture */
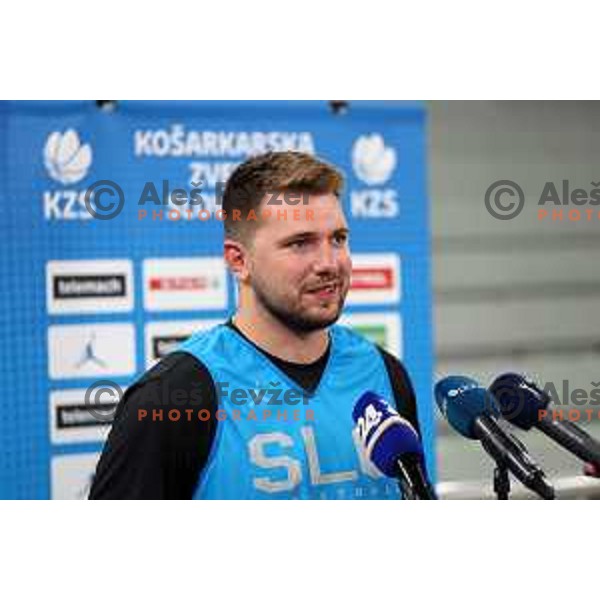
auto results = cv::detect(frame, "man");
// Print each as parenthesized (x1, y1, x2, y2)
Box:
(89, 151, 422, 499)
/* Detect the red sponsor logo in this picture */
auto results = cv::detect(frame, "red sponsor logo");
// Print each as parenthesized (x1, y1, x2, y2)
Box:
(350, 267, 394, 291)
(149, 277, 210, 292)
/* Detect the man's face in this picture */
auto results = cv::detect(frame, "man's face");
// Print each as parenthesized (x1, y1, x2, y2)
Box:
(244, 192, 352, 333)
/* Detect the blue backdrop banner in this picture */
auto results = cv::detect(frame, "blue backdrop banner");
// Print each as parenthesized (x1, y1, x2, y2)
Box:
(0, 100, 433, 499)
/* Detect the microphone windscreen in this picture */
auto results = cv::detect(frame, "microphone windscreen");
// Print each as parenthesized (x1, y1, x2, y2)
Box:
(435, 376, 499, 439)
(353, 391, 423, 477)
(489, 372, 550, 430)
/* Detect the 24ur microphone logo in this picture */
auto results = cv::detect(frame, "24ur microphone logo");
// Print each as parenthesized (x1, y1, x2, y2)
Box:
(355, 402, 383, 445)
(42, 129, 100, 220)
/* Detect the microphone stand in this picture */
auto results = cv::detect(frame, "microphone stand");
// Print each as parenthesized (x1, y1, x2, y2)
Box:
(493, 460, 511, 500)
(476, 418, 555, 499)
(394, 458, 437, 500)
(396, 460, 418, 500)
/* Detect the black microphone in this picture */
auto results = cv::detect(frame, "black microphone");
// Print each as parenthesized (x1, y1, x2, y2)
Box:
(352, 392, 436, 499)
(435, 376, 554, 499)
(490, 372, 600, 465)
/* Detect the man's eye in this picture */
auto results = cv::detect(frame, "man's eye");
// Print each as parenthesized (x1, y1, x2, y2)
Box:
(289, 239, 309, 248)
(333, 233, 348, 246)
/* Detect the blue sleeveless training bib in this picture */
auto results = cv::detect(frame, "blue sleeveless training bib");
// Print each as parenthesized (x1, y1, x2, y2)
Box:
(178, 324, 402, 500)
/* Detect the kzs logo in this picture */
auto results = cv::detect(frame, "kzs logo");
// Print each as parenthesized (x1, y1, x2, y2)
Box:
(44, 129, 92, 185)
(350, 134, 399, 218)
(352, 134, 396, 186)
(355, 402, 384, 444)
(42, 129, 96, 220)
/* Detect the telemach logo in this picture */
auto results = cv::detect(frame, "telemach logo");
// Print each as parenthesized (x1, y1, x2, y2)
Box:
(56, 402, 117, 429)
(54, 274, 127, 299)
(47, 260, 134, 315)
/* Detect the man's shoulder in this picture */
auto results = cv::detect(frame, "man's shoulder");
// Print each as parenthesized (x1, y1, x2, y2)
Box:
(112, 350, 219, 429)
(133, 350, 214, 394)
(176, 322, 237, 363)
(375, 345, 411, 384)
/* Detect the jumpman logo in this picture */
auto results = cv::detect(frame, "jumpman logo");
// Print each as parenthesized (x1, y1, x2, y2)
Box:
(75, 333, 107, 369)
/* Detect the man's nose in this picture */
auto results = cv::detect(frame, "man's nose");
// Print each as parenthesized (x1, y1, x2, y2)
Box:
(313, 240, 340, 274)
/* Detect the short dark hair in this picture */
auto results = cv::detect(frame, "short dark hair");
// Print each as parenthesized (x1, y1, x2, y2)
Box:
(222, 151, 344, 242)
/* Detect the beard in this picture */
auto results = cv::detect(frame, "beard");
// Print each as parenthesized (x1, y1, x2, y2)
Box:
(251, 275, 348, 334)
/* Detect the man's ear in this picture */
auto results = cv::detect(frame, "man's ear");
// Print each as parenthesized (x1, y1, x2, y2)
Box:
(224, 238, 250, 283)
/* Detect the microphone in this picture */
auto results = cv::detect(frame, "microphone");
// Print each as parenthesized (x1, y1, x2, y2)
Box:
(490, 372, 600, 465)
(435, 376, 554, 499)
(352, 391, 436, 500)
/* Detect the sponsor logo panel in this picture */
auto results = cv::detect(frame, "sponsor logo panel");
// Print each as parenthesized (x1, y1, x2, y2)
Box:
(346, 253, 401, 306)
(51, 453, 100, 500)
(145, 319, 221, 368)
(46, 259, 134, 314)
(143, 257, 227, 311)
(48, 323, 136, 379)
(339, 312, 402, 358)
(49, 389, 120, 444)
